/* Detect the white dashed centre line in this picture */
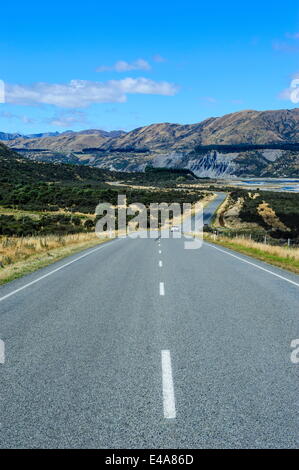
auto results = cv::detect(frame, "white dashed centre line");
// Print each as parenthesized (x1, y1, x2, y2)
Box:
(161, 350, 176, 419)
(159, 250, 162, 254)
(159, 260, 163, 268)
(159, 282, 165, 296)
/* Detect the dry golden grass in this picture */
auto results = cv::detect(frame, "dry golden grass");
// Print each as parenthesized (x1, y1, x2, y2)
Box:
(203, 233, 299, 274)
(0, 233, 110, 285)
(257, 202, 289, 231)
(0, 233, 97, 266)
(0, 206, 95, 220)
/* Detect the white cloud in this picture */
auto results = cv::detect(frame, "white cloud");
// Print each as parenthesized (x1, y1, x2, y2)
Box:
(285, 32, 299, 39)
(22, 115, 35, 124)
(4, 78, 178, 108)
(201, 96, 218, 104)
(97, 59, 151, 72)
(0, 111, 35, 124)
(272, 40, 299, 53)
(272, 32, 299, 53)
(279, 74, 299, 103)
(48, 111, 86, 127)
(114, 77, 177, 95)
(153, 54, 166, 63)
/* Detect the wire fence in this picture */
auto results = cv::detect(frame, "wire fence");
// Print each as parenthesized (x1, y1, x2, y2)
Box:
(205, 227, 299, 248)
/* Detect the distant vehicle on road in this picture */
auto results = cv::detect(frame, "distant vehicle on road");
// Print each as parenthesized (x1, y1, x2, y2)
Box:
(171, 225, 180, 232)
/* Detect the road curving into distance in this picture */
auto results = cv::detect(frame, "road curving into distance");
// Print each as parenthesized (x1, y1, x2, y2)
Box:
(0, 193, 298, 449)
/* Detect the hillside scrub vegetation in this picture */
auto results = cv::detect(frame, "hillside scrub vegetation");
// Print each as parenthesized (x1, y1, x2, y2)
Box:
(0, 149, 209, 236)
(222, 189, 299, 238)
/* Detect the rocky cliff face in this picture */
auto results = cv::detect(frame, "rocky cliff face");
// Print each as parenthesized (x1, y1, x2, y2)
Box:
(61, 147, 297, 178)
(143, 148, 299, 177)
(2, 108, 299, 177)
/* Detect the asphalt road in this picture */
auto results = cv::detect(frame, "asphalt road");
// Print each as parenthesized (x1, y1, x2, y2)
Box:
(0, 193, 298, 449)
(202, 192, 226, 225)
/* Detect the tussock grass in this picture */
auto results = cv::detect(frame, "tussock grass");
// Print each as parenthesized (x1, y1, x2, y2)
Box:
(204, 233, 299, 274)
(0, 206, 95, 220)
(0, 233, 109, 285)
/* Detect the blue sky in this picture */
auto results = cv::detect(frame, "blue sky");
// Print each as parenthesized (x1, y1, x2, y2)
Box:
(1, 0, 299, 134)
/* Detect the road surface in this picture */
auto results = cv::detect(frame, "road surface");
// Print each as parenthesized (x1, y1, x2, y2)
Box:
(202, 192, 226, 225)
(0, 193, 298, 448)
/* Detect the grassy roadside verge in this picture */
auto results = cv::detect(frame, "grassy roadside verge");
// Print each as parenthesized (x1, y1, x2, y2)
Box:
(203, 233, 299, 275)
(0, 234, 111, 286)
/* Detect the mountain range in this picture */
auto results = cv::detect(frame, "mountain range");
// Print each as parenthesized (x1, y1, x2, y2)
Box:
(1, 108, 299, 177)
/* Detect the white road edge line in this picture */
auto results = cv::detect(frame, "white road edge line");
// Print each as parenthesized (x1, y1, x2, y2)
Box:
(159, 282, 165, 296)
(0, 240, 116, 303)
(161, 350, 176, 419)
(159, 260, 163, 268)
(205, 242, 299, 288)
